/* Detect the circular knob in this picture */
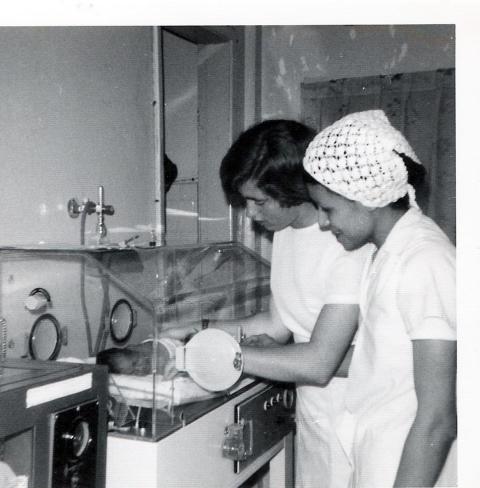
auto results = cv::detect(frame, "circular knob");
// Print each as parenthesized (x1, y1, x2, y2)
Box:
(62, 419, 91, 458)
(25, 289, 50, 311)
(67, 198, 80, 218)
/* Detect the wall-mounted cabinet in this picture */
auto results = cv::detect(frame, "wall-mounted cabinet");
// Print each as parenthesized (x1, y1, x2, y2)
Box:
(158, 26, 245, 246)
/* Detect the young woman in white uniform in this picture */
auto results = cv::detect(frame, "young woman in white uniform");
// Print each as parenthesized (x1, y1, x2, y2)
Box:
(164, 120, 370, 488)
(220, 120, 371, 488)
(303, 110, 456, 487)
(268, 220, 369, 488)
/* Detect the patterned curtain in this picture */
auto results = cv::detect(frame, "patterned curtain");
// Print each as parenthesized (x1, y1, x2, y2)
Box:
(301, 68, 456, 243)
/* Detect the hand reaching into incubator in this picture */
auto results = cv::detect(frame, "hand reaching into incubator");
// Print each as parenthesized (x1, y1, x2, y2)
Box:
(158, 322, 239, 344)
(158, 322, 200, 342)
(241, 333, 281, 347)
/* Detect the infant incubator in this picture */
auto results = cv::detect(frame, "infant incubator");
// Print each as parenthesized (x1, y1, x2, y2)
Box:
(1, 242, 295, 487)
(0, 242, 270, 438)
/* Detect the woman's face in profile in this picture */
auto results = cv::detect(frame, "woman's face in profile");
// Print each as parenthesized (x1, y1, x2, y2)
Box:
(240, 180, 303, 232)
(307, 183, 374, 251)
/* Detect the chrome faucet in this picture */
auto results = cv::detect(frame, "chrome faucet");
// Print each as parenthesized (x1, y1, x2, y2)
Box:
(95, 185, 114, 244)
(68, 185, 115, 244)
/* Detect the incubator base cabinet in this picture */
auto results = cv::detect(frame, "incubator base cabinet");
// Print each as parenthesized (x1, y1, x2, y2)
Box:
(1, 242, 295, 486)
(0, 358, 108, 488)
(107, 381, 295, 488)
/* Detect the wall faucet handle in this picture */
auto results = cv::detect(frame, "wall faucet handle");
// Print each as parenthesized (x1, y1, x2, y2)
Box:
(96, 186, 114, 215)
(103, 204, 115, 216)
(98, 185, 104, 206)
(95, 203, 114, 215)
(67, 198, 96, 218)
(67, 198, 80, 218)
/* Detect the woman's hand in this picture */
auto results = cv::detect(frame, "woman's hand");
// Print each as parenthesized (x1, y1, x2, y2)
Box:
(162, 357, 179, 380)
(241, 333, 280, 347)
(158, 323, 199, 342)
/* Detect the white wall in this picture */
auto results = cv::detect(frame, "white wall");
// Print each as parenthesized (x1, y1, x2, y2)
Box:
(0, 26, 156, 247)
(261, 25, 455, 120)
(164, 30, 198, 180)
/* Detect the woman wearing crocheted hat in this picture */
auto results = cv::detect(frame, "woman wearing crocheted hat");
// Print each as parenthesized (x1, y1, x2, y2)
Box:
(303, 110, 456, 487)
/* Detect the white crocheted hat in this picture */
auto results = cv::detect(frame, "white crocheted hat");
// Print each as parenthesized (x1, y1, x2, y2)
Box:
(303, 110, 421, 208)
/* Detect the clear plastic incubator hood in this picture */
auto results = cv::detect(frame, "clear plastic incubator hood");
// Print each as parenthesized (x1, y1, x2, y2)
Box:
(0, 242, 271, 442)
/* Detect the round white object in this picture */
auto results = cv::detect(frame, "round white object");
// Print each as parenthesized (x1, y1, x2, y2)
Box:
(182, 329, 243, 392)
(24, 293, 48, 311)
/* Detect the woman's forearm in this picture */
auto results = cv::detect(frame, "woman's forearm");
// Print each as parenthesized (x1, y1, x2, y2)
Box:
(160, 310, 290, 344)
(394, 414, 456, 487)
(242, 341, 349, 385)
(334, 345, 354, 378)
(396, 340, 457, 486)
(209, 311, 291, 344)
(241, 304, 358, 385)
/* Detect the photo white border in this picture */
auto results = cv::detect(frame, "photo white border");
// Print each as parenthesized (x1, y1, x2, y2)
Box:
(2, 2, 478, 485)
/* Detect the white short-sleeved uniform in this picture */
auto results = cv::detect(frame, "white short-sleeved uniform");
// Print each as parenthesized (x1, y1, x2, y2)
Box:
(271, 224, 371, 488)
(337, 208, 456, 488)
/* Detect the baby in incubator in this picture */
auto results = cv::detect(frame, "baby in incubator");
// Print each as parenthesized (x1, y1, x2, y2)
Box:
(96, 337, 181, 379)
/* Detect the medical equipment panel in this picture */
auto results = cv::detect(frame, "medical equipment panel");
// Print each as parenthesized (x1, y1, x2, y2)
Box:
(0, 358, 108, 488)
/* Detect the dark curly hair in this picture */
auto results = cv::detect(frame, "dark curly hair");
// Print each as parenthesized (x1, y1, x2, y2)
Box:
(390, 152, 429, 210)
(220, 119, 316, 208)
